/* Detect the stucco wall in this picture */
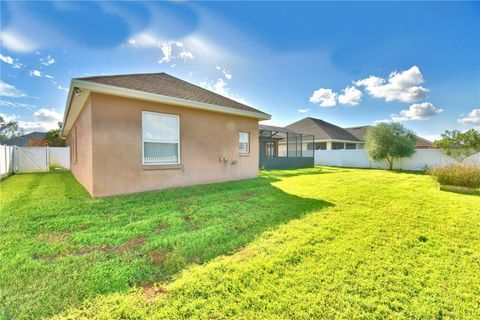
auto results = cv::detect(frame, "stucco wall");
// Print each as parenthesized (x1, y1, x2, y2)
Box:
(66, 97, 93, 194)
(87, 93, 259, 197)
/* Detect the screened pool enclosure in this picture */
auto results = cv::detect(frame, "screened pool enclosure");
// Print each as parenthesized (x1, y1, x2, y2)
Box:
(259, 124, 315, 169)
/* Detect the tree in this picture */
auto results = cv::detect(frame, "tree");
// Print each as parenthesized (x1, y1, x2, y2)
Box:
(44, 128, 65, 147)
(0, 116, 23, 142)
(433, 129, 480, 162)
(27, 139, 47, 147)
(366, 122, 416, 170)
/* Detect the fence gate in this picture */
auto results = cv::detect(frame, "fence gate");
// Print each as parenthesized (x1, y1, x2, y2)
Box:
(14, 147, 49, 172)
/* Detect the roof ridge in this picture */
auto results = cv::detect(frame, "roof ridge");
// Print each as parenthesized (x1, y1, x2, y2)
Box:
(76, 72, 167, 80)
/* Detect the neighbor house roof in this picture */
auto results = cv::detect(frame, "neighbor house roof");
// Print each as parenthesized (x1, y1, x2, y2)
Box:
(259, 124, 298, 134)
(2, 132, 46, 146)
(286, 117, 361, 142)
(61, 73, 271, 137)
(345, 125, 434, 148)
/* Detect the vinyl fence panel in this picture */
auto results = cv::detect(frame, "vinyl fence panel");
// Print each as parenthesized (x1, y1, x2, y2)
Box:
(15, 147, 49, 172)
(49, 147, 70, 170)
(1, 145, 14, 180)
(315, 149, 480, 171)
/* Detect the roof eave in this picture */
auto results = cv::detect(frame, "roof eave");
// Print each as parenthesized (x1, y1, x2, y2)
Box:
(61, 79, 271, 137)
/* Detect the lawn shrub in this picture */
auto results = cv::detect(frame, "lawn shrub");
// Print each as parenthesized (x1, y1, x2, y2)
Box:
(427, 163, 480, 188)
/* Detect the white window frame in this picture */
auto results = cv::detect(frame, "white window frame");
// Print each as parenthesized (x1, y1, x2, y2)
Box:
(142, 111, 181, 166)
(239, 131, 250, 155)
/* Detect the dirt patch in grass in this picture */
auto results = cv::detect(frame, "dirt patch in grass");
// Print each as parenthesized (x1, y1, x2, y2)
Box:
(76, 237, 146, 256)
(143, 284, 167, 303)
(37, 231, 68, 243)
(153, 222, 169, 233)
(148, 249, 168, 266)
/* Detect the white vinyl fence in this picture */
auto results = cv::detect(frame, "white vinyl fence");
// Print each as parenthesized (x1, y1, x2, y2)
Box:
(1, 145, 14, 179)
(315, 149, 480, 171)
(0, 145, 70, 179)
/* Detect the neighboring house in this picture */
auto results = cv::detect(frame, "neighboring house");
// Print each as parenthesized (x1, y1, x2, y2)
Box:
(2, 132, 46, 146)
(287, 117, 363, 150)
(345, 125, 434, 149)
(287, 117, 434, 150)
(61, 73, 270, 197)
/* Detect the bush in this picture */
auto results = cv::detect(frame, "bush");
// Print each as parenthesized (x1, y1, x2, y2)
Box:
(427, 164, 480, 189)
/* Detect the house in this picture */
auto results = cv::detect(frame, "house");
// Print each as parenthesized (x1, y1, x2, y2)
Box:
(346, 125, 434, 149)
(287, 117, 434, 150)
(2, 132, 46, 146)
(60, 73, 270, 197)
(287, 117, 363, 150)
(258, 124, 314, 169)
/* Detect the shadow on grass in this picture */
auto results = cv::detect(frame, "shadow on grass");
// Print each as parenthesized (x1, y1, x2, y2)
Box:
(1, 171, 333, 320)
(260, 166, 343, 178)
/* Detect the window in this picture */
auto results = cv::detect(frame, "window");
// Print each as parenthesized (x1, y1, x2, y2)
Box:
(307, 142, 327, 150)
(346, 143, 356, 149)
(239, 132, 250, 154)
(142, 112, 180, 165)
(332, 142, 345, 150)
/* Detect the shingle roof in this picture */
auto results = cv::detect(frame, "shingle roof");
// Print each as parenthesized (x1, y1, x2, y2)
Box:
(345, 126, 370, 141)
(345, 125, 434, 148)
(2, 132, 46, 146)
(259, 124, 298, 134)
(287, 117, 361, 142)
(77, 73, 265, 115)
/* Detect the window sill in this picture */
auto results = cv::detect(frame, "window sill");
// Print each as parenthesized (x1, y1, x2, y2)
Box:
(239, 153, 250, 157)
(143, 164, 183, 170)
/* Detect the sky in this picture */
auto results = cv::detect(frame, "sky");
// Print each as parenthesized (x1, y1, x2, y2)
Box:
(0, 1, 479, 141)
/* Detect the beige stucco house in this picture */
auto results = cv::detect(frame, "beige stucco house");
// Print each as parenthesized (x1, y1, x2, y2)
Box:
(61, 73, 270, 197)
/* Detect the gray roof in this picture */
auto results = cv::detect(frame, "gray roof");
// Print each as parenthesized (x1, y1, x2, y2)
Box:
(346, 125, 433, 148)
(77, 73, 266, 115)
(2, 132, 46, 146)
(345, 126, 370, 141)
(259, 124, 298, 134)
(287, 117, 361, 142)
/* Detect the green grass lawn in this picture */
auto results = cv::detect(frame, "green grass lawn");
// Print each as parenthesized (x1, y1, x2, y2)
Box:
(1, 168, 479, 319)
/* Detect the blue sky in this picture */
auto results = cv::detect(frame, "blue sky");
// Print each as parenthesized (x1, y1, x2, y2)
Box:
(0, 1, 479, 141)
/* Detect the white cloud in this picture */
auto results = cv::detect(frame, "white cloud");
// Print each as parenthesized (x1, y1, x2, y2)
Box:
(178, 49, 194, 61)
(18, 108, 63, 132)
(30, 70, 42, 77)
(0, 112, 17, 123)
(127, 32, 160, 48)
(0, 54, 23, 68)
(1, 108, 62, 132)
(157, 41, 194, 64)
(298, 108, 310, 113)
(57, 85, 69, 92)
(0, 80, 26, 98)
(391, 102, 443, 121)
(338, 86, 362, 106)
(158, 42, 173, 63)
(458, 108, 480, 125)
(0, 31, 37, 52)
(216, 66, 232, 80)
(355, 66, 429, 103)
(0, 100, 36, 110)
(309, 88, 337, 107)
(40, 55, 56, 66)
(29, 69, 54, 79)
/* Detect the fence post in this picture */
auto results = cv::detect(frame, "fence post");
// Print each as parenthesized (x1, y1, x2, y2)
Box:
(46, 146, 50, 172)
